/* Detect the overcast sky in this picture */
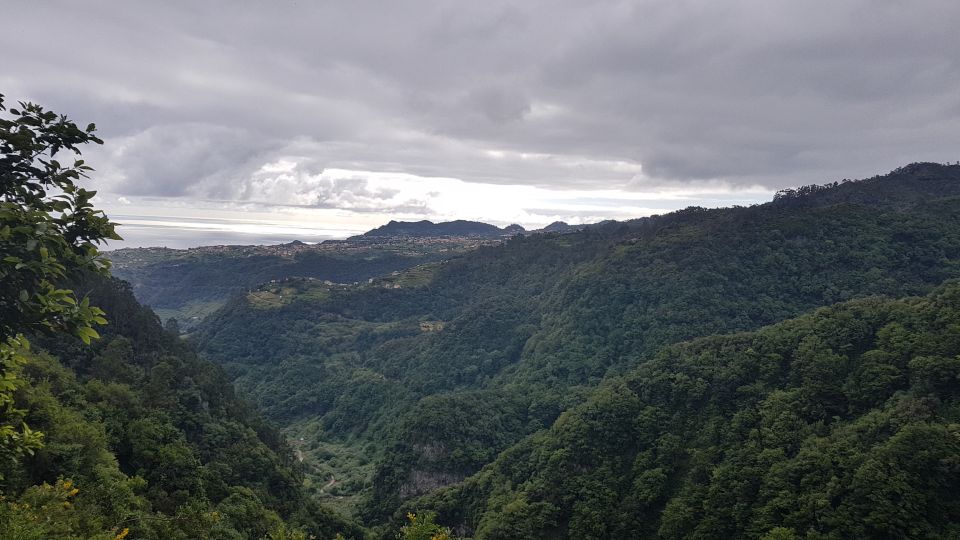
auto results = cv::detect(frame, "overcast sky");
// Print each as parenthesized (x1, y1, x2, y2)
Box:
(4, 0, 958, 247)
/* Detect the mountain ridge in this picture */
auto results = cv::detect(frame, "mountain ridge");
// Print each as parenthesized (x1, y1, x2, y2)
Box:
(191, 162, 960, 536)
(354, 219, 514, 239)
(350, 219, 590, 240)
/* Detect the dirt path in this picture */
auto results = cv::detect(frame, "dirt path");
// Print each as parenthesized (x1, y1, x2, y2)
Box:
(321, 476, 336, 492)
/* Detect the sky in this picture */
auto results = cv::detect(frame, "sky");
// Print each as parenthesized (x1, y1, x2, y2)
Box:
(3, 0, 959, 248)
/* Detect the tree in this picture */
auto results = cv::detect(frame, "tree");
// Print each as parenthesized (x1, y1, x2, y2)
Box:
(0, 93, 119, 339)
(1, 92, 118, 472)
(398, 512, 455, 540)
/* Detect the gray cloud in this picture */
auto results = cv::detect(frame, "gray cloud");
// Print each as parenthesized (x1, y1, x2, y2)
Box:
(3, 0, 959, 206)
(89, 123, 280, 197)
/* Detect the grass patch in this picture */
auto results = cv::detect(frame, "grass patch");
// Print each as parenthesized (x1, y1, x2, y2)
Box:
(287, 420, 377, 518)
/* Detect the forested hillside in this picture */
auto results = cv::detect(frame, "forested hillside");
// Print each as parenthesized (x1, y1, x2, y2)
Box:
(193, 162, 960, 533)
(3, 274, 362, 539)
(411, 282, 960, 539)
(0, 94, 359, 539)
(108, 238, 491, 328)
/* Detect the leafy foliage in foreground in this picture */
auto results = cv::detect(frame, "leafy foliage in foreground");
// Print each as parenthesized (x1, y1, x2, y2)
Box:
(0, 93, 118, 340)
(411, 282, 960, 539)
(193, 163, 960, 524)
(1, 93, 119, 472)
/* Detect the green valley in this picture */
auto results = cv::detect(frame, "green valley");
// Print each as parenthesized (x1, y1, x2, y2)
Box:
(6, 4, 960, 538)
(190, 163, 960, 537)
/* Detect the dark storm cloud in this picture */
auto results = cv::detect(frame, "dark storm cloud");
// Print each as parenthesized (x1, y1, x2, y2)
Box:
(3, 0, 959, 202)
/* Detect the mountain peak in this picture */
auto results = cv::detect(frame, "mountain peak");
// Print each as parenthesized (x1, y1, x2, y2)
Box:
(355, 219, 521, 239)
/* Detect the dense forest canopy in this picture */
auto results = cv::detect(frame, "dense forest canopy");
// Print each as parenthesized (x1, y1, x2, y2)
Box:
(192, 162, 960, 536)
(412, 282, 960, 538)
